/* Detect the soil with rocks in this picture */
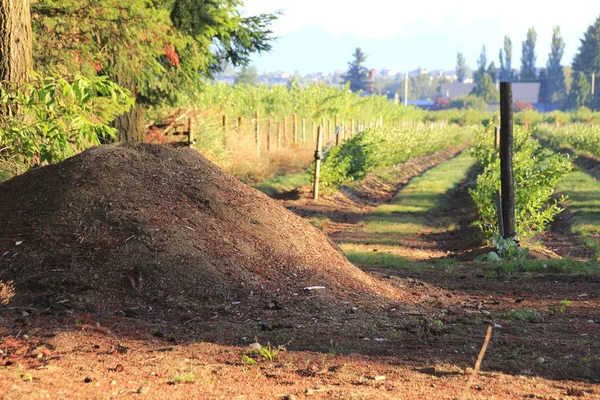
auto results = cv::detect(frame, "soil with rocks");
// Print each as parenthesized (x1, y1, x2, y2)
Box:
(0, 143, 599, 399)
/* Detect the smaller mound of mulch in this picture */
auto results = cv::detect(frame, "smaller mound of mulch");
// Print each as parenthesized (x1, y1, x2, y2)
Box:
(0, 143, 412, 316)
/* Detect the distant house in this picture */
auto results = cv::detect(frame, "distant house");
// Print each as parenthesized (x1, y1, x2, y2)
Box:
(439, 83, 475, 99)
(439, 82, 542, 109)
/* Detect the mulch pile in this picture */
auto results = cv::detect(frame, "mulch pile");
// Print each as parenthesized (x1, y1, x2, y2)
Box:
(0, 143, 405, 316)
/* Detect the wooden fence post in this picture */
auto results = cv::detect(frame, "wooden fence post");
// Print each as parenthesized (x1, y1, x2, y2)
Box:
(277, 120, 282, 150)
(293, 113, 297, 144)
(267, 118, 272, 152)
(302, 118, 306, 143)
(494, 125, 503, 236)
(351, 119, 355, 134)
(494, 125, 500, 148)
(500, 83, 516, 240)
(254, 110, 260, 153)
(313, 125, 324, 200)
(283, 116, 287, 145)
(312, 121, 316, 140)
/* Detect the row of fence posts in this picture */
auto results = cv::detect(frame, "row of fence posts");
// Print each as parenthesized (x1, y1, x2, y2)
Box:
(221, 112, 384, 154)
(309, 82, 517, 245)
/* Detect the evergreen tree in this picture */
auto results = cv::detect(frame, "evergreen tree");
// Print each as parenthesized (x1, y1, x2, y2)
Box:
(520, 28, 537, 82)
(345, 47, 368, 92)
(456, 53, 467, 83)
(572, 15, 600, 110)
(473, 45, 487, 85)
(567, 71, 591, 108)
(487, 62, 498, 83)
(471, 72, 500, 103)
(546, 25, 567, 105)
(499, 36, 513, 81)
(31, 0, 278, 141)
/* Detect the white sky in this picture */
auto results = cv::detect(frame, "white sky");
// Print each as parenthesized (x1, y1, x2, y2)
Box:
(242, 1, 598, 41)
(241, 1, 600, 72)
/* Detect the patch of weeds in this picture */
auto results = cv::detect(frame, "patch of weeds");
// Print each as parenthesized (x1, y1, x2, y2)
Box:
(242, 355, 257, 366)
(328, 340, 339, 356)
(546, 300, 572, 315)
(499, 308, 541, 321)
(259, 343, 284, 362)
(386, 329, 400, 340)
(361, 322, 378, 334)
(433, 319, 444, 327)
(168, 370, 197, 384)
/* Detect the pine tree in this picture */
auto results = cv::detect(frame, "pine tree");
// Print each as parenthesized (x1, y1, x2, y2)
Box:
(520, 28, 537, 82)
(345, 48, 368, 92)
(473, 45, 487, 85)
(546, 25, 567, 105)
(456, 53, 467, 83)
(31, 0, 277, 141)
(499, 36, 513, 81)
(487, 62, 498, 83)
(572, 15, 600, 110)
(567, 71, 591, 108)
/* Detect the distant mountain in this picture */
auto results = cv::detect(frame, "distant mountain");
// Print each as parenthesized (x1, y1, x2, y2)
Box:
(250, 25, 484, 75)
(250, 19, 582, 76)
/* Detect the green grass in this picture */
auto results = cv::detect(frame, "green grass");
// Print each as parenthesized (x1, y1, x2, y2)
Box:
(557, 170, 600, 258)
(362, 151, 474, 235)
(340, 151, 475, 268)
(252, 172, 310, 196)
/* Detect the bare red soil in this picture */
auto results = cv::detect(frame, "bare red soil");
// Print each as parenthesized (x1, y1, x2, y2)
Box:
(0, 144, 598, 399)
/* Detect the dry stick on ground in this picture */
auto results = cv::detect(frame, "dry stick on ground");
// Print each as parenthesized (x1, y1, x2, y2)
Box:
(463, 325, 493, 398)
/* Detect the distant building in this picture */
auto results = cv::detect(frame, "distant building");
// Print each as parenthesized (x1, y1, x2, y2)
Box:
(439, 82, 542, 108)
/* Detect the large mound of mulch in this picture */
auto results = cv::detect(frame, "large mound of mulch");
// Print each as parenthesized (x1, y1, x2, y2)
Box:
(0, 144, 402, 314)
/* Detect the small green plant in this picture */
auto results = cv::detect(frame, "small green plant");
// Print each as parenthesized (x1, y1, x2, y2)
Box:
(434, 319, 444, 328)
(546, 300, 572, 315)
(258, 343, 283, 362)
(242, 355, 257, 366)
(500, 308, 541, 321)
(328, 339, 339, 356)
(168, 370, 197, 384)
(477, 234, 528, 262)
(0, 73, 133, 168)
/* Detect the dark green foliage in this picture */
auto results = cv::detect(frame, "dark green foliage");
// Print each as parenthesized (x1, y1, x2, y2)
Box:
(456, 53, 467, 83)
(32, 0, 277, 107)
(471, 73, 500, 103)
(567, 72, 592, 109)
(345, 48, 369, 92)
(499, 36, 514, 81)
(545, 26, 567, 106)
(470, 125, 573, 240)
(571, 15, 600, 110)
(520, 28, 537, 82)
(449, 95, 488, 110)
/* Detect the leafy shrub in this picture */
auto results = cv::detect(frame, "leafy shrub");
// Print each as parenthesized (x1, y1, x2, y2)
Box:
(514, 109, 543, 129)
(470, 125, 573, 240)
(537, 123, 600, 157)
(0, 73, 133, 168)
(312, 124, 479, 193)
(449, 95, 488, 111)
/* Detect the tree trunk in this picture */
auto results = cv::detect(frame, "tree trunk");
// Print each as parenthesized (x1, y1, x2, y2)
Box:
(0, 0, 33, 84)
(113, 102, 145, 142)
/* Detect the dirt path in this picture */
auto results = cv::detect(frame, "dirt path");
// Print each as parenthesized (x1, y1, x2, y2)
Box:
(1, 144, 599, 399)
